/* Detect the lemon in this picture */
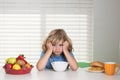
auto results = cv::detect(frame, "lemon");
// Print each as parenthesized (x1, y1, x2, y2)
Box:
(12, 64, 21, 70)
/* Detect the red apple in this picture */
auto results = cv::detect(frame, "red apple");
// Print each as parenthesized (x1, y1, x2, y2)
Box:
(5, 63, 13, 69)
(17, 60, 26, 66)
(17, 54, 25, 60)
(21, 65, 27, 70)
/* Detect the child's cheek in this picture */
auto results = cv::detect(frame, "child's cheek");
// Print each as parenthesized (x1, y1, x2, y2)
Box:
(52, 47, 55, 50)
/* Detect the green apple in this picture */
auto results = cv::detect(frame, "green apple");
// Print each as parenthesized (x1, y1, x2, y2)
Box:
(6, 57, 16, 64)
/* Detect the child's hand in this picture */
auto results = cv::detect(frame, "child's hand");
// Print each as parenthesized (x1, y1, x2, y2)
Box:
(63, 41, 69, 51)
(46, 42, 53, 51)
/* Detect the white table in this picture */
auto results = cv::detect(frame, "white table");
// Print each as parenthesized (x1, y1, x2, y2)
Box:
(0, 68, 120, 80)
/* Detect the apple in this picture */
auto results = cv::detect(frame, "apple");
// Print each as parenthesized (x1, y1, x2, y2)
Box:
(5, 63, 13, 69)
(21, 65, 27, 70)
(17, 60, 25, 66)
(6, 57, 16, 64)
(16, 54, 28, 64)
(17, 54, 25, 60)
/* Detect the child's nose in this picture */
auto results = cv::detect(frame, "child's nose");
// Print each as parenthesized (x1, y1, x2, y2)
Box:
(55, 46, 59, 50)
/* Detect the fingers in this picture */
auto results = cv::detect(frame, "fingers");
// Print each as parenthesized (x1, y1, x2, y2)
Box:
(46, 41, 52, 50)
(63, 41, 69, 46)
(63, 41, 69, 51)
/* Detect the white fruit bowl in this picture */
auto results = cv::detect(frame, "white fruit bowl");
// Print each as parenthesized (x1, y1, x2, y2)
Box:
(51, 61, 68, 72)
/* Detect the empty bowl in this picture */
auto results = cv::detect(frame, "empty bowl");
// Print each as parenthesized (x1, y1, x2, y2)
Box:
(51, 61, 68, 72)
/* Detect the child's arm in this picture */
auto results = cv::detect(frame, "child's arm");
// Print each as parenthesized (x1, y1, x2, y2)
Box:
(36, 42, 52, 71)
(63, 41, 78, 71)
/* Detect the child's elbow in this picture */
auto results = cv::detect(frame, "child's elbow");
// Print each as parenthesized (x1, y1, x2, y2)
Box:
(36, 65, 44, 71)
(72, 66, 78, 71)
(38, 68, 44, 71)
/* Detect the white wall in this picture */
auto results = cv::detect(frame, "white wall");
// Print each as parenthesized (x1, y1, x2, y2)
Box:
(94, 0, 120, 63)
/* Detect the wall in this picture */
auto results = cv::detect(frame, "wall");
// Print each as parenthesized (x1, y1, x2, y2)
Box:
(94, 0, 120, 63)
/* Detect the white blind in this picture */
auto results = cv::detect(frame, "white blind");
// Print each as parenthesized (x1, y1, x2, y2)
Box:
(0, 14, 41, 66)
(0, 0, 93, 66)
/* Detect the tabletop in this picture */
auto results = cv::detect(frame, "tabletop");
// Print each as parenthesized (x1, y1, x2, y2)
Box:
(0, 67, 120, 80)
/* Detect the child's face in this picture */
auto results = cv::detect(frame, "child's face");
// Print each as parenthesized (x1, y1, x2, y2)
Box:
(52, 40, 63, 56)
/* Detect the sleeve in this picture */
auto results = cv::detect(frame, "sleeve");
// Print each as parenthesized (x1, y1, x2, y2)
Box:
(39, 51, 52, 69)
(70, 51, 75, 58)
(40, 51, 45, 58)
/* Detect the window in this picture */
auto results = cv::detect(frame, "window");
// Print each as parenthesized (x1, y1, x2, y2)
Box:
(0, 0, 93, 66)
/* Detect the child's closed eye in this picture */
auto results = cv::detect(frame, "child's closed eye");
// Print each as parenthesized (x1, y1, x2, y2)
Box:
(52, 44, 55, 46)
(59, 44, 63, 46)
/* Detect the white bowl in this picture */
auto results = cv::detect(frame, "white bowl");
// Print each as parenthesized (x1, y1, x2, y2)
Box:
(51, 61, 68, 72)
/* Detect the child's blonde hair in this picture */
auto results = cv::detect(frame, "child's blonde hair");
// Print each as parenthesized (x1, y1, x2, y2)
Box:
(42, 29, 73, 51)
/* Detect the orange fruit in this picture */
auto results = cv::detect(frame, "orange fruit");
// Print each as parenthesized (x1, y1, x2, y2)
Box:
(25, 63, 31, 68)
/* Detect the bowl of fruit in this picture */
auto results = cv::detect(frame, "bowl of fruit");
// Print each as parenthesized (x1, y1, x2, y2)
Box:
(3, 54, 33, 75)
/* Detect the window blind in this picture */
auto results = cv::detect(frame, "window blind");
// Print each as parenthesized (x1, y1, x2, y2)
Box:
(0, 14, 41, 66)
(0, 0, 93, 66)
